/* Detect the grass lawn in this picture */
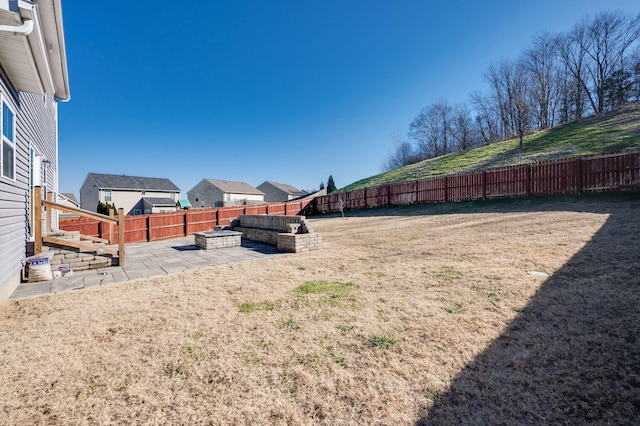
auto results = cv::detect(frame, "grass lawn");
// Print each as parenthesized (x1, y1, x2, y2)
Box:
(1, 193, 639, 425)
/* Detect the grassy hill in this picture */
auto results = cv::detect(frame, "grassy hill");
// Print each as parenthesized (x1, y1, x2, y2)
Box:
(341, 103, 640, 192)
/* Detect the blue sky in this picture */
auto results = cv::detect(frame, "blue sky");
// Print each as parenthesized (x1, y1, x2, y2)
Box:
(58, 0, 639, 197)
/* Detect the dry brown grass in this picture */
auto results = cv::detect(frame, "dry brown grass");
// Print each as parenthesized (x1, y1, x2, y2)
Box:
(1, 194, 639, 425)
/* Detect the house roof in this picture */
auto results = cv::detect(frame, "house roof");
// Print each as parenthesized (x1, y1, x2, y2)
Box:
(178, 199, 192, 208)
(142, 197, 177, 207)
(60, 192, 77, 203)
(258, 181, 306, 196)
(205, 179, 264, 195)
(88, 173, 180, 192)
(0, 0, 70, 100)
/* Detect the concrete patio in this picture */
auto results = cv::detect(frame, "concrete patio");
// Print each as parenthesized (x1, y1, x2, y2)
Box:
(11, 236, 283, 300)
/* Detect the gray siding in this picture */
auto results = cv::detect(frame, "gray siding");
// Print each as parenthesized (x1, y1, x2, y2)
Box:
(187, 179, 224, 208)
(0, 70, 58, 297)
(258, 182, 288, 202)
(80, 175, 99, 212)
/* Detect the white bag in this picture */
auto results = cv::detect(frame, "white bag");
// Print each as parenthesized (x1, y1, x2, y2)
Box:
(26, 251, 55, 282)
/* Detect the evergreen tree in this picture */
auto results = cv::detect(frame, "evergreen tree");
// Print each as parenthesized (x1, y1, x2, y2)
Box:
(319, 181, 325, 190)
(327, 175, 336, 193)
(97, 201, 117, 215)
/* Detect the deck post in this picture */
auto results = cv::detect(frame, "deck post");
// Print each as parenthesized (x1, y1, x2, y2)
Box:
(46, 192, 53, 233)
(109, 208, 115, 243)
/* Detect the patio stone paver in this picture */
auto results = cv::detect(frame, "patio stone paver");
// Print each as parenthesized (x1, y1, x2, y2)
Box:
(10, 237, 284, 300)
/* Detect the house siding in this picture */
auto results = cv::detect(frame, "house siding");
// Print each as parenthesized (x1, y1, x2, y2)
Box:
(258, 182, 289, 202)
(0, 72, 58, 297)
(187, 179, 219, 208)
(111, 190, 175, 215)
(79, 175, 99, 212)
(80, 174, 180, 214)
(187, 179, 265, 208)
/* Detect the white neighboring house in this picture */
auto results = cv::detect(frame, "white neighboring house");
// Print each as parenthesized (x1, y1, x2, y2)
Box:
(257, 181, 307, 202)
(187, 179, 264, 208)
(58, 192, 80, 219)
(80, 173, 180, 215)
(0, 0, 70, 299)
(59, 192, 79, 208)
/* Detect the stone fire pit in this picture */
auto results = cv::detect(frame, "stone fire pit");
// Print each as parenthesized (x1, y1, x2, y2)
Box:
(194, 230, 242, 250)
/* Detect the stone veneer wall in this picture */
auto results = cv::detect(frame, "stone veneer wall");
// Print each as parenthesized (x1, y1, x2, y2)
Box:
(194, 232, 242, 249)
(276, 233, 323, 253)
(232, 215, 321, 253)
(27, 231, 116, 274)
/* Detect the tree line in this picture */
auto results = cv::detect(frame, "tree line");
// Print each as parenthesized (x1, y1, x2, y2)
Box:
(384, 10, 640, 171)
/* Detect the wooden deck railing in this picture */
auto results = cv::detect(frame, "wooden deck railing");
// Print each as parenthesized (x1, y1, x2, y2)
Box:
(33, 186, 125, 265)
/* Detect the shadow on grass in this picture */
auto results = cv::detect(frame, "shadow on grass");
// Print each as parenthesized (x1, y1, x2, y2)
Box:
(412, 193, 640, 424)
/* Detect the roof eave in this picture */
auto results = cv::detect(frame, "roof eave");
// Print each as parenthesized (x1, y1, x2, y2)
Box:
(0, 0, 70, 100)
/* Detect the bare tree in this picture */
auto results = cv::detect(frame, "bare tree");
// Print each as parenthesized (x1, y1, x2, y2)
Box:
(580, 11, 640, 113)
(451, 103, 479, 151)
(522, 32, 561, 129)
(512, 63, 532, 148)
(555, 24, 590, 119)
(471, 91, 501, 144)
(408, 100, 455, 159)
(484, 60, 532, 148)
(382, 129, 422, 171)
(383, 10, 640, 170)
(631, 45, 640, 101)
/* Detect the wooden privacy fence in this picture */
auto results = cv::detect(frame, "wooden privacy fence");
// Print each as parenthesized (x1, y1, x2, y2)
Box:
(59, 199, 313, 244)
(315, 149, 640, 214)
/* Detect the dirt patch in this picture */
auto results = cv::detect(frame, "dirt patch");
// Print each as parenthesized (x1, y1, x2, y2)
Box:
(1, 194, 638, 425)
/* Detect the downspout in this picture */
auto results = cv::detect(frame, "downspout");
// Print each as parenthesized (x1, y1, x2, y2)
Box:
(0, 19, 34, 35)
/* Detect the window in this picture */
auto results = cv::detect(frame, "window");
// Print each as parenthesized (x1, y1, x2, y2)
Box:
(195, 193, 199, 202)
(133, 209, 142, 215)
(104, 189, 112, 202)
(1, 101, 15, 179)
(169, 192, 176, 201)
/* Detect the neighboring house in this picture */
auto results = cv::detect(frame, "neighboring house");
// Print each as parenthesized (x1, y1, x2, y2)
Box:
(257, 181, 307, 202)
(187, 179, 264, 208)
(58, 192, 80, 219)
(0, 0, 70, 299)
(59, 192, 79, 208)
(142, 197, 178, 214)
(80, 173, 180, 215)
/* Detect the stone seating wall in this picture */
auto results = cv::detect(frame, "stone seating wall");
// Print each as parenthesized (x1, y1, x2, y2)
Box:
(231, 215, 321, 253)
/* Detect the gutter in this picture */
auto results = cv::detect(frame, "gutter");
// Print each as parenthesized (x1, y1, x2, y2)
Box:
(27, 3, 57, 100)
(0, 19, 34, 35)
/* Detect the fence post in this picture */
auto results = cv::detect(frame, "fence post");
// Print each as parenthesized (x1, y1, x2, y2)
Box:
(147, 215, 151, 242)
(118, 208, 125, 266)
(34, 186, 43, 255)
(526, 165, 532, 197)
(109, 208, 115, 243)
